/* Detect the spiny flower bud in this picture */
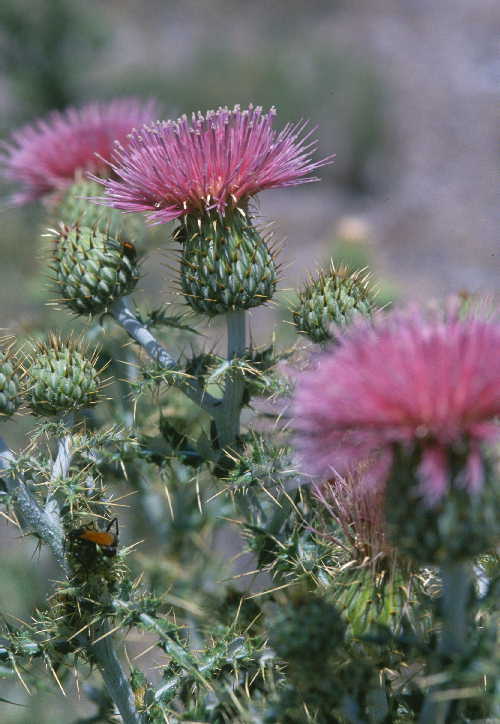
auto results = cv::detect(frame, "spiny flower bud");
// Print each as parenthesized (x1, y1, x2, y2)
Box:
(24, 334, 105, 416)
(292, 263, 375, 343)
(0, 340, 22, 417)
(50, 224, 140, 315)
(178, 212, 277, 316)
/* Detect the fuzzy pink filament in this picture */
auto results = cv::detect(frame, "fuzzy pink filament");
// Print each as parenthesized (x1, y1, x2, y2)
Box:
(1, 98, 159, 205)
(93, 104, 334, 224)
(294, 306, 500, 504)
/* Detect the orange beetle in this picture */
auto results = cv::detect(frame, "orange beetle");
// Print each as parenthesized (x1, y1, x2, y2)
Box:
(68, 518, 119, 558)
(121, 240, 137, 261)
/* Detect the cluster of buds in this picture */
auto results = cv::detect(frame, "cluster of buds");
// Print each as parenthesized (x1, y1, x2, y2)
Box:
(0, 334, 106, 420)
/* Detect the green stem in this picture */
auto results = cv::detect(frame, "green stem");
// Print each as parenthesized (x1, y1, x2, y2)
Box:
(90, 634, 143, 724)
(110, 297, 219, 414)
(419, 561, 471, 724)
(440, 561, 469, 657)
(218, 310, 246, 449)
(0, 436, 142, 724)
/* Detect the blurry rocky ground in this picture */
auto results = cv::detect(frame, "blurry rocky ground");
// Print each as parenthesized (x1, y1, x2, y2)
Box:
(0, 2, 497, 720)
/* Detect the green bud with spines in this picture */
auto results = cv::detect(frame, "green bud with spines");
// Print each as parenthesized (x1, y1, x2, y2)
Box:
(292, 263, 376, 343)
(56, 179, 143, 240)
(0, 339, 22, 417)
(178, 211, 277, 316)
(24, 334, 105, 416)
(50, 223, 140, 315)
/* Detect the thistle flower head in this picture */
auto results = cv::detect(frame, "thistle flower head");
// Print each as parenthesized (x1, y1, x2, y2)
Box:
(1, 98, 159, 205)
(294, 305, 500, 504)
(94, 104, 334, 224)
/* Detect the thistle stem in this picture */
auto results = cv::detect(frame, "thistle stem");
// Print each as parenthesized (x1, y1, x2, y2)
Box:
(51, 412, 75, 480)
(0, 438, 68, 573)
(218, 309, 246, 448)
(419, 561, 471, 724)
(90, 634, 143, 724)
(0, 436, 143, 724)
(110, 297, 219, 414)
(439, 561, 469, 657)
(111, 297, 176, 368)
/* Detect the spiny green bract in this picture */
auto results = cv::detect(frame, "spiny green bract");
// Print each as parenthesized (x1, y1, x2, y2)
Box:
(24, 334, 104, 416)
(0, 341, 22, 417)
(56, 178, 143, 239)
(50, 223, 140, 315)
(293, 263, 375, 343)
(178, 211, 277, 316)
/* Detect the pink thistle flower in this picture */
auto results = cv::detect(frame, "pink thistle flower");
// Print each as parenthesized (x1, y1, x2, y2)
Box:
(1, 98, 159, 205)
(294, 306, 500, 504)
(93, 104, 334, 224)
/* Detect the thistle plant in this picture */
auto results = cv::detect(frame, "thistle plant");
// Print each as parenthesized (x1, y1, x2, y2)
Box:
(0, 99, 498, 724)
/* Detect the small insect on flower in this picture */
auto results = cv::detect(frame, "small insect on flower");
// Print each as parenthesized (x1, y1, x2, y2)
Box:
(68, 518, 119, 558)
(121, 240, 137, 261)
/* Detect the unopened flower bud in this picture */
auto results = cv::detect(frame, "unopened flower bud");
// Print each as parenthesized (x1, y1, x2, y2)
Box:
(24, 334, 105, 416)
(57, 179, 141, 239)
(0, 341, 22, 417)
(293, 263, 375, 344)
(50, 224, 140, 315)
(179, 212, 277, 316)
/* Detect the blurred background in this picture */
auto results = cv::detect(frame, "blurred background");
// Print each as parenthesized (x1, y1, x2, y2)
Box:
(0, 1, 498, 720)
(1, 0, 498, 321)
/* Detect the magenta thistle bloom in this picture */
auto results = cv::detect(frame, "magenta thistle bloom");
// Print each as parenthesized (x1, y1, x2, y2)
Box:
(93, 104, 334, 224)
(1, 98, 159, 205)
(294, 306, 500, 504)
